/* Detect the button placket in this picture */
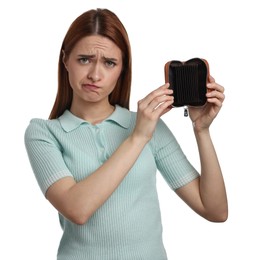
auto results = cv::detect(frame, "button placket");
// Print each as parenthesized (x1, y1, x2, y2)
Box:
(92, 125, 107, 162)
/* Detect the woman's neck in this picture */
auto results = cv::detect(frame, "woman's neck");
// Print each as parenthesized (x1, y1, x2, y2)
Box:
(70, 101, 115, 125)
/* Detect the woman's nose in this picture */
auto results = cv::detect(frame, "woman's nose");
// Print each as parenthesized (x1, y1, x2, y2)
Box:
(87, 63, 101, 82)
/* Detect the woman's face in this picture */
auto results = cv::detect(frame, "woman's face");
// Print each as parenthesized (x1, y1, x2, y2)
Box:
(64, 35, 123, 106)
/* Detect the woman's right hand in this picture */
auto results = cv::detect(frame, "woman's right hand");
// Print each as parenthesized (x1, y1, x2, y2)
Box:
(132, 83, 174, 142)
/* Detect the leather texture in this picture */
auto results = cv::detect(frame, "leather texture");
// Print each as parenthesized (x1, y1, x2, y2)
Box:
(164, 58, 209, 107)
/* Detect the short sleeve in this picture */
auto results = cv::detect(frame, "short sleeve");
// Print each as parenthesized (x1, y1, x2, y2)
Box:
(152, 119, 199, 190)
(24, 119, 73, 196)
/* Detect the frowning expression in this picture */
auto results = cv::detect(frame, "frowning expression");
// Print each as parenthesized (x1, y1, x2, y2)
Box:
(64, 35, 123, 105)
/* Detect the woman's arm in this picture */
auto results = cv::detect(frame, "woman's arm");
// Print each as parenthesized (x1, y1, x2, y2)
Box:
(175, 76, 228, 222)
(46, 84, 173, 225)
(175, 129, 228, 222)
(46, 134, 148, 225)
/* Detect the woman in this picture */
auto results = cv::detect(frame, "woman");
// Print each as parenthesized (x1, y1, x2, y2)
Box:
(25, 8, 228, 260)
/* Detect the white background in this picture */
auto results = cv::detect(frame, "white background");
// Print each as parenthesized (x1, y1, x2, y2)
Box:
(1, 0, 253, 259)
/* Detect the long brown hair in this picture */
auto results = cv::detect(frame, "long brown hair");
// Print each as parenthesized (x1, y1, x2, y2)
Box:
(49, 8, 132, 119)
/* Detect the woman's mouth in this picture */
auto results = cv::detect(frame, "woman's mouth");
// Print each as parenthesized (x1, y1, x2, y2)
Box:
(82, 84, 99, 92)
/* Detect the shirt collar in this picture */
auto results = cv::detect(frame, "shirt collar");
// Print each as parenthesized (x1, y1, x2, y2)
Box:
(58, 105, 131, 132)
(106, 105, 131, 129)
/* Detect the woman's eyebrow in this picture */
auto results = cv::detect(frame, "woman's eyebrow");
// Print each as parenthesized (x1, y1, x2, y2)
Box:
(77, 54, 119, 62)
(77, 54, 95, 58)
(102, 56, 118, 62)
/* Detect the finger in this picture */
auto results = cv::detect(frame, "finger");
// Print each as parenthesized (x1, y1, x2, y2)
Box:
(162, 82, 170, 89)
(152, 100, 174, 116)
(138, 83, 171, 108)
(208, 75, 215, 83)
(149, 95, 174, 112)
(207, 82, 225, 94)
(206, 90, 225, 108)
(206, 89, 225, 102)
(206, 97, 223, 108)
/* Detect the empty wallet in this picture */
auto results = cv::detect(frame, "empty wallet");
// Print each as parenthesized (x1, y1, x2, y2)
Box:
(164, 58, 209, 107)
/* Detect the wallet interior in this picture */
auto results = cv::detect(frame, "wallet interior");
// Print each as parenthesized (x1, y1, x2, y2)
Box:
(164, 58, 208, 107)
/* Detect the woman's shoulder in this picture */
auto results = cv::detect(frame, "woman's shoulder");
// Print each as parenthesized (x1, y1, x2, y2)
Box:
(26, 117, 59, 131)
(24, 116, 61, 141)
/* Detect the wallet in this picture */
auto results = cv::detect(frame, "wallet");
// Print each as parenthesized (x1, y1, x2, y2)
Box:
(164, 58, 209, 107)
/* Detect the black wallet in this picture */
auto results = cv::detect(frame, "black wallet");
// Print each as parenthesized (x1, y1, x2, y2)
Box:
(164, 58, 209, 107)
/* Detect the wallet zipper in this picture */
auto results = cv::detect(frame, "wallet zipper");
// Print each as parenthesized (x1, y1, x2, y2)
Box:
(184, 106, 189, 117)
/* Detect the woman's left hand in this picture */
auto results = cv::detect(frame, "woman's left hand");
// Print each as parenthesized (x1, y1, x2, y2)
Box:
(188, 75, 225, 132)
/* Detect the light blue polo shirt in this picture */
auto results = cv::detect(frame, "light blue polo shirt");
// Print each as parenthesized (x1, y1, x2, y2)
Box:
(24, 105, 199, 260)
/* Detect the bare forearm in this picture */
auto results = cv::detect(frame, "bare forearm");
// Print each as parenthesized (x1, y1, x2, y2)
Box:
(65, 134, 148, 224)
(194, 128, 228, 221)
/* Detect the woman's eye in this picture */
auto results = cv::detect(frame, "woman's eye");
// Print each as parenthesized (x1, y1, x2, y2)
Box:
(78, 58, 89, 64)
(105, 60, 116, 68)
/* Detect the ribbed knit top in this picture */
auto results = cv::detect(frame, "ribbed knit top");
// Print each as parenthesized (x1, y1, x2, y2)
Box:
(24, 105, 199, 260)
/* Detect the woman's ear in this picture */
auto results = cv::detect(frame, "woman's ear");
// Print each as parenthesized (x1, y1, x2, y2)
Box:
(62, 50, 68, 70)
